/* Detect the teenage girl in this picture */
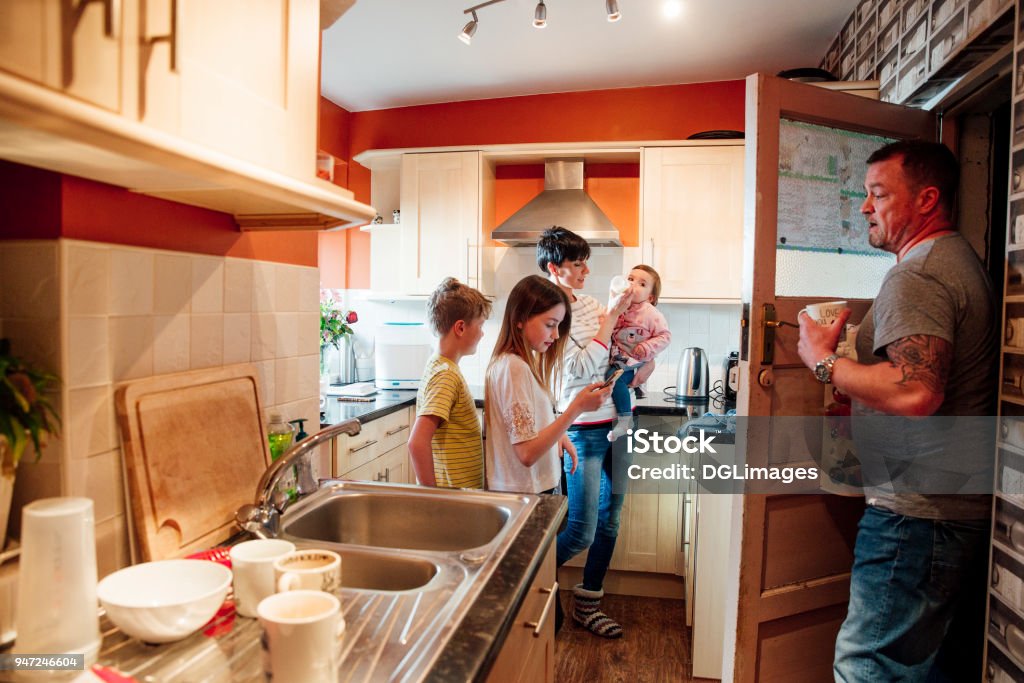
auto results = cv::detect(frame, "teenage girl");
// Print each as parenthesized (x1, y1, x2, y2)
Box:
(484, 275, 609, 493)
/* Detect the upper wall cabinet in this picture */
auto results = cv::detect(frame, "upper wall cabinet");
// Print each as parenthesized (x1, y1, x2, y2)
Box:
(0, 0, 374, 230)
(137, 0, 316, 181)
(399, 152, 482, 296)
(641, 145, 744, 301)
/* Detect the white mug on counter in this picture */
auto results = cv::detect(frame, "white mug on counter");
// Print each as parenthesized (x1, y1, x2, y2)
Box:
(800, 300, 848, 326)
(274, 549, 342, 594)
(230, 539, 296, 618)
(258, 590, 345, 683)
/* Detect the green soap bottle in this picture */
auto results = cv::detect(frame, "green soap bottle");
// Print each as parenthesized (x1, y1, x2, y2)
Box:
(267, 412, 295, 461)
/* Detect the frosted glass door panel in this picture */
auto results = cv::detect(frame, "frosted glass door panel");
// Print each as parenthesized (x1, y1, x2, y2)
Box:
(775, 119, 896, 298)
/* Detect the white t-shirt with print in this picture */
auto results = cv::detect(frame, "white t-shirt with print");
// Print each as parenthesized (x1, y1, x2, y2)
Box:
(484, 353, 560, 493)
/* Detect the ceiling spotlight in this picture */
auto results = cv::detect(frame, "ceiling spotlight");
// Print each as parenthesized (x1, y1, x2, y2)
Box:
(534, 1, 547, 28)
(459, 11, 478, 44)
(662, 0, 682, 19)
(606, 0, 621, 22)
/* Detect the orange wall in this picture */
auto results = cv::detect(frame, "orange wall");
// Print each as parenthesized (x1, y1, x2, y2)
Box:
(318, 98, 355, 288)
(333, 80, 745, 288)
(0, 161, 319, 266)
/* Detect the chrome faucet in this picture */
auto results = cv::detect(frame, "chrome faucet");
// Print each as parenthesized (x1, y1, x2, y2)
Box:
(235, 417, 362, 538)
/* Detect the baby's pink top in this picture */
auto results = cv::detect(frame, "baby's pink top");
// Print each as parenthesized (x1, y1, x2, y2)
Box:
(611, 301, 671, 361)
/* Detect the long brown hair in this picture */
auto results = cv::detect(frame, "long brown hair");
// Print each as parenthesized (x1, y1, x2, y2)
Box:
(488, 275, 572, 400)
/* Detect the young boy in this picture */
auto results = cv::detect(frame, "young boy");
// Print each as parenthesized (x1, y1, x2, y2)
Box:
(408, 277, 492, 488)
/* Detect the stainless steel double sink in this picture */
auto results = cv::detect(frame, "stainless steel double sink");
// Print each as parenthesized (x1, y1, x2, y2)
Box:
(276, 480, 538, 681)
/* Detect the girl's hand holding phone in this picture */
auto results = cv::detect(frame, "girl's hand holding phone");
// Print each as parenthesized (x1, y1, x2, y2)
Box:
(573, 382, 610, 414)
(560, 434, 578, 474)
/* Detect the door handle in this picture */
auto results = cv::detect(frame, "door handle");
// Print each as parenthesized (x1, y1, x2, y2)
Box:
(525, 581, 559, 637)
(385, 424, 409, 437)
(349, 439, 379, 454)
(142, 0, 178, 73)
(61, 0, 122, 88)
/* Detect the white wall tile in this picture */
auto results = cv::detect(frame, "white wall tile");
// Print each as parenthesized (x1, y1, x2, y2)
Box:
(274, 356, 303, 405)
(191, 256, 224, 314)
(109, 249, 153, 316)
(67, 385, 116, 460)
(251, 313, 278, 361)
(110, 316, 154, 381)
(2, 242, 59, 319)
(275, 313, 299, 358)
(299, 268, 320, 312)
(190, 314, 224, 369)
(689, 305, 711, 334)
(152, 314, 190, 375)
(66, 243, 109, 316)
(95, 515, 130, 578)
(68, 316, 110, 387)
(253, 359, 276, 406)
(297, 354, 319, 400)
(223, 313, 252, 365)
(252, 262, 276, 313)
(297, 312, 319, 358)
(10, 460, 63, 534)
(66, 449, 123, 523)
(224, 259, 253, 313)
(153, 253, 191, 315)
(275, 264, 300, 312)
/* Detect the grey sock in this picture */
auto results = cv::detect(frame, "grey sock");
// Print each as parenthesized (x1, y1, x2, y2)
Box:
(572, 584, 622, 638)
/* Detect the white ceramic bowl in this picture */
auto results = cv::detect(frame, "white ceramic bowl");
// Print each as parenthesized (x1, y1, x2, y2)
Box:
(97, 559, 232, 643)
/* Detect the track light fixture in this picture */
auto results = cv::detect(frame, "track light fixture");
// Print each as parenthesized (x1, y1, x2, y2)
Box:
(458, 11, 478, 45)
(606, 0, 621, 22)
(458, 0, 621, 44)
(534, 1, 547, 28)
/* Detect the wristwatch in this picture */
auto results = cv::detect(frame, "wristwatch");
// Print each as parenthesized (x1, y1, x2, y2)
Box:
(813, 353, 840, 384)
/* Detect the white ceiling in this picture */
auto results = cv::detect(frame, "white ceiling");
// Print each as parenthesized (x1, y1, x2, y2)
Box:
(321, 0, 856, 112)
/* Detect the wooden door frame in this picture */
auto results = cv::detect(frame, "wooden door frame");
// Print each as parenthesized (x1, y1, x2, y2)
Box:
(725, 73, 937, 683)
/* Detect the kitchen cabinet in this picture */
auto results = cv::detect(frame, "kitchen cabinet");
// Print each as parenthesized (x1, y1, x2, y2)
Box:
(0, 0, 121, 111)
(137, 0, 318, 181)
(0, 0, 375, 229)
(399, 152, 482, 296)
(332, 407, 413, 482)
(485, 537, 556, 683)
(641, 145, 745, 302)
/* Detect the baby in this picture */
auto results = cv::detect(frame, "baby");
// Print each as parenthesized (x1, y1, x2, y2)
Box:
(606, 265, 672, 441)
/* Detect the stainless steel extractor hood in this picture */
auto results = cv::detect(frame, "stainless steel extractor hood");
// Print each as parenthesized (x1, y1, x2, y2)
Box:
(490, 159, 622, 246)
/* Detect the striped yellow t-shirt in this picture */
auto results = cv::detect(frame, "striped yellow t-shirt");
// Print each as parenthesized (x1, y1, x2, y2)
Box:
(416, 354, 484, 489)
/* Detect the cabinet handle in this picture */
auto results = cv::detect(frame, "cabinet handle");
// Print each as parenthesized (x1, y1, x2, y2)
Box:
(62, 0, 122, 88)
(144, 0, 178, 72)
(384, 466, 391, 482)
(385, 424, 410, 437)
(650, 238, 655, 264)
(525, 581, 559, 637)
(349, 439, 379, 454)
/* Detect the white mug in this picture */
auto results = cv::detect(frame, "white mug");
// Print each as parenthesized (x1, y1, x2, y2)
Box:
(274, 549, 342, 594)
(258, 590, 345, 683)
(230, 539, 296, 618)
(801, 300, 848, 326)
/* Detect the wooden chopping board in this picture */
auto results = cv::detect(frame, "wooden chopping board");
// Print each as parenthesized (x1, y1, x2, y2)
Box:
(115, 364, 270, 561)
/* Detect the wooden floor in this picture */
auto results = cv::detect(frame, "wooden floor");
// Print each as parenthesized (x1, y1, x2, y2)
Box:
(555, 591, 719, 683)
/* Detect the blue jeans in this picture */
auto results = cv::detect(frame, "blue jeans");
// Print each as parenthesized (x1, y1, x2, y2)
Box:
(556, 424, 630, 591)
(834, 506, 989, 682)
(608, 366, 635, 417)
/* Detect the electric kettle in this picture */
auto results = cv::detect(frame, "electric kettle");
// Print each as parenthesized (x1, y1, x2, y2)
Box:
(673, 347, 709, 402)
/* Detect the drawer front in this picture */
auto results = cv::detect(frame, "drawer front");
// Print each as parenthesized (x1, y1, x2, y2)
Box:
(335, 418, 386, 476)
(377, 407, 413, 454)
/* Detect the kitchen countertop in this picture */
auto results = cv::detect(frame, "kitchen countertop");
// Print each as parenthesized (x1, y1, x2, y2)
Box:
(86, 496, 566, 682)
(321, 383, 735, 428)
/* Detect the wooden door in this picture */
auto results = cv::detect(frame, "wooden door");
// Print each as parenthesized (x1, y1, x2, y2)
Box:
(641, 144, 744, 301)
(727, 74, 936, 682)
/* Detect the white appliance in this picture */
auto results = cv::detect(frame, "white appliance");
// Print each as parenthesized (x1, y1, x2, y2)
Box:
(374, 322, 431, 390)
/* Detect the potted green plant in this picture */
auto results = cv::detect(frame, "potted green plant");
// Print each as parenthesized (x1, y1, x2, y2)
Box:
(0, 339, 61, 545)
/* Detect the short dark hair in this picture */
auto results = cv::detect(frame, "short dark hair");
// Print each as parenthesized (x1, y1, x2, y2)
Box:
(866, 140, 959, 213)
(536, 226, 591, 273)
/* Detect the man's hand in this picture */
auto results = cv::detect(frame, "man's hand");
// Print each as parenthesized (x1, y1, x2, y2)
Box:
(797, 308, 852, 370)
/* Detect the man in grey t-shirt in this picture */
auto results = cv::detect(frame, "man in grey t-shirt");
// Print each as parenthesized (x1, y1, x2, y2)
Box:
(797, 140, 996, 682)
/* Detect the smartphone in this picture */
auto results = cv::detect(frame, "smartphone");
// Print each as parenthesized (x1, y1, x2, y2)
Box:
(600, 368, 624, 389)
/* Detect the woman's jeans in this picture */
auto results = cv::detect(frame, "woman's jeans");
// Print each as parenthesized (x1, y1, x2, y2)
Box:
(556, 424, 630, 591)
(834, 505, 989, 683)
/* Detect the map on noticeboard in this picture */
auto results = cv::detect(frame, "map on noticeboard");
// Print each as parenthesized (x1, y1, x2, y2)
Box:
(777, 119, 896, 256)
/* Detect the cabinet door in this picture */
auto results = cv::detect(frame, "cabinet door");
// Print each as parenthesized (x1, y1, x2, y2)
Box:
(641, 146, 744, 300)
(400, 152, 480, 295)
(137, 0, 317, 180)
(379, 443, 409, 484)
(0, 0, 121, 111)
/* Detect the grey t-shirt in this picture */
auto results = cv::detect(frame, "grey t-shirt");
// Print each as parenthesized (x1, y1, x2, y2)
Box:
(853, 233, 997, 520)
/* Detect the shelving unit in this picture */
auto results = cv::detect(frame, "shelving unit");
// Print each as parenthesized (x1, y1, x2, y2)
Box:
(820, 0, 1014, 105)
